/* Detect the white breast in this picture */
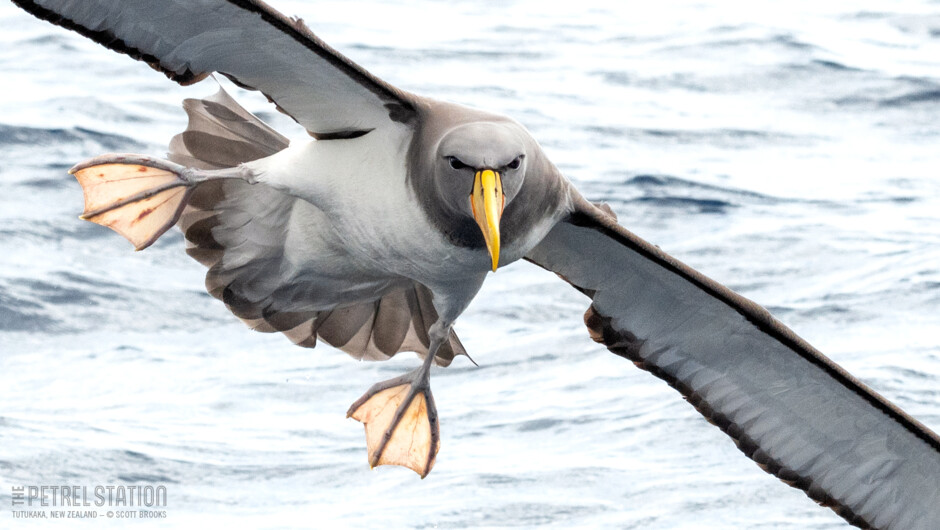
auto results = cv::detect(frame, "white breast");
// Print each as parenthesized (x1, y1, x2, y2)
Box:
(245, 124, 491, 285)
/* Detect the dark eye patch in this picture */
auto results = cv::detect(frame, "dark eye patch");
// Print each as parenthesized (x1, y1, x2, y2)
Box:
(506, 155, 523, 170)
(447, 156, 470, 170)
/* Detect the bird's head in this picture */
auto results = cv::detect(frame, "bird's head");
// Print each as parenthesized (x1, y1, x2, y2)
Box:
(435, 121, 528, 271)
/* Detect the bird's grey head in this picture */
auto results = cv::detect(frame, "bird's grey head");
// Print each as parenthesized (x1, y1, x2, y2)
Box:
(434, 121, 528, 271)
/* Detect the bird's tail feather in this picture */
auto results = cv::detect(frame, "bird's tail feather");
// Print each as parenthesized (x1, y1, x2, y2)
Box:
(70, 86, 288, 251)
(168, 86, 289, 170)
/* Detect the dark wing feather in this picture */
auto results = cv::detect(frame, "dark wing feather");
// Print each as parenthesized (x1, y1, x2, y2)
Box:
(526, 196, 940, 530)
(12, 0, 416, 134)
(170, 89, 463, 365)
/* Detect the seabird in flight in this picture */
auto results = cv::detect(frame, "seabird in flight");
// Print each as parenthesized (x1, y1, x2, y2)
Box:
(11, 0, 940, 527)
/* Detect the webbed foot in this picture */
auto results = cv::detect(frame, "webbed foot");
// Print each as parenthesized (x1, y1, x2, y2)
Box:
(70, 154, 197, 250)
(347, 369, 440, 478)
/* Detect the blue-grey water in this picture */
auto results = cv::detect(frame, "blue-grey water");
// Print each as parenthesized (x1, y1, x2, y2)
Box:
(1, 0, 939, 527)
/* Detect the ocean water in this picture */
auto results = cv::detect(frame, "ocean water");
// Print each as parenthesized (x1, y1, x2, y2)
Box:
(1, 0, 939, 527)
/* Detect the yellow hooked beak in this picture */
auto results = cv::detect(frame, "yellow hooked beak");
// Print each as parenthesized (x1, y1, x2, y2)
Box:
(470, 169, 505, 272)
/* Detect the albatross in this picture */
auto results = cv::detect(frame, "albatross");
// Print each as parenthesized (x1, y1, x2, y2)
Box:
(10, 0, 940, 527)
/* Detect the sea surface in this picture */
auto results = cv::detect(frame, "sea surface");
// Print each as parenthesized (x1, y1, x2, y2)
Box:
(1, 0, 939, 528)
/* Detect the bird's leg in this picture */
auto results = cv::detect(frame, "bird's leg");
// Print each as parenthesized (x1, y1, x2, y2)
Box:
(347, 321, 450, 478)
(69, 153, 253, 250)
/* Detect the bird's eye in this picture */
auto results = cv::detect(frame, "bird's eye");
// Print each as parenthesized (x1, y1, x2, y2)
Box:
(507, 156, 523, 170)
(447, 157, 469, 170)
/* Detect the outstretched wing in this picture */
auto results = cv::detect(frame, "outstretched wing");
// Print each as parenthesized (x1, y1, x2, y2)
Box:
(526, 195, 940, 529)
(12, 0, 417, 135)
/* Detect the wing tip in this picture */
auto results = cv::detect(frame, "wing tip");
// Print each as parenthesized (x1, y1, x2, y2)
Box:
(11, 0, 209, 87)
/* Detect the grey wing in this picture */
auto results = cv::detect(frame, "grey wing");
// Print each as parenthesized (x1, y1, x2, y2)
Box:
(171, 89, 464, 365)
(13, 0, 416, 135)
(526, 195, 940, 530)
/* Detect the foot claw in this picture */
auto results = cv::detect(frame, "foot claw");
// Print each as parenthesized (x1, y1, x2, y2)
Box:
(348, 375, 440, 478)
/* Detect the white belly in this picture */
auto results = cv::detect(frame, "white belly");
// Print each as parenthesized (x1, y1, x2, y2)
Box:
(246, 125, 499, 287)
